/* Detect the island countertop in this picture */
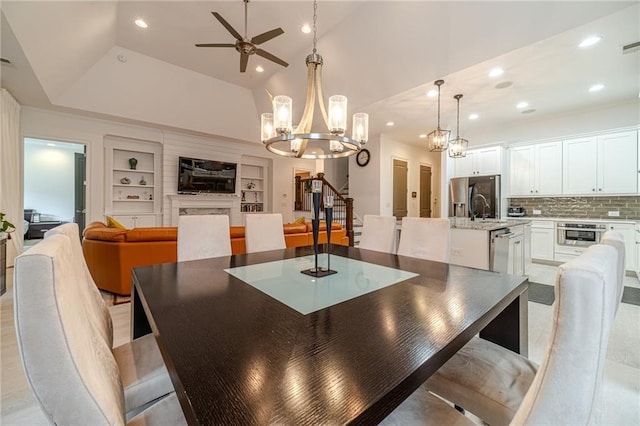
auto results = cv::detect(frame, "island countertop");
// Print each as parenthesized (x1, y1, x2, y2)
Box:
(449, 217, 531, 231)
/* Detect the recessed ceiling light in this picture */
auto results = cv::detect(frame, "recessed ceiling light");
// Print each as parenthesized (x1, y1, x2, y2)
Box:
(468, 113, 479, 120)
(134, 19, 148, 29)
(489, 67, 504, 77)
(516, 101, 529, 109)
(579, 35, 602, 48)
(419, 134, 427, 138)
(427, 89, 438, 98)
(589, 83, 605, 92)
(386, 121, 395, 127)
(255, 65, 264, 73)
(117, 54, 127, 63)
(301, 24, 311, 34)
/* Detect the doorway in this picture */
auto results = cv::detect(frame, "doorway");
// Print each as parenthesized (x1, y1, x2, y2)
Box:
(293, 168, 313, 218)
(23, 138, 86, 242)
(392, 159, 408, 218)
(419, 164, 432, 217)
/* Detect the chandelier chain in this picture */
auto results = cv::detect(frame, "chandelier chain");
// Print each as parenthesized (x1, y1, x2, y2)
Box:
(312, 0, 318, 54)
(437, 83, 441, 129)
(456, 96, 460, 138)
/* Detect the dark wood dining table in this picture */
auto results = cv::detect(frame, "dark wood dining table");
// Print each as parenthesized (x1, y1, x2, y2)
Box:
(131, 244, 528, 425)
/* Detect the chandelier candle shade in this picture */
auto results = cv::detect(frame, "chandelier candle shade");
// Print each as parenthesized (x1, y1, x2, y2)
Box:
(428, 80, 451, 152)
(262, 0, 368, 159)
(449, 94, 469, 158)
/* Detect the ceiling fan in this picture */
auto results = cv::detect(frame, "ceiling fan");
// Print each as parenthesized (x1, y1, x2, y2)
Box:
(195, 0, 288, 73)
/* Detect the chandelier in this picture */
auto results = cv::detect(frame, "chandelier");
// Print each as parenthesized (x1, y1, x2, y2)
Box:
(427, 79, 451, 152)
(448, 94, 469, 158)
(261, 0, 369, 159)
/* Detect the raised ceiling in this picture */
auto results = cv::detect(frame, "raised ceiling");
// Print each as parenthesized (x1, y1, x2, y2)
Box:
(1, 1, 638, 147)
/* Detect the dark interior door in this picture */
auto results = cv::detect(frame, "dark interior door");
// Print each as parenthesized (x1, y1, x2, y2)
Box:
(419, 165, 432, 217)
(74, 152, 86, 237)
(393, 159, 408, 218)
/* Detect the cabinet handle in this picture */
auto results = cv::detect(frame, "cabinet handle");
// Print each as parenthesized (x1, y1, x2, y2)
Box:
(598, 188, 602, 191)
(592, 188, 595, 192)
(530, 190, 533, 193)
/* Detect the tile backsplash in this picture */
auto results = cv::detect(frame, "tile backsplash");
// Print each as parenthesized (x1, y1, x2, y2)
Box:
(508, 196, 640, 220)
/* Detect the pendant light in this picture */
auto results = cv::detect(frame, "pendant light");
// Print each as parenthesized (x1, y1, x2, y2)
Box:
(261, 0, 369, 159)
(448, 94, 469, 158)
(428, 79, 451, 152)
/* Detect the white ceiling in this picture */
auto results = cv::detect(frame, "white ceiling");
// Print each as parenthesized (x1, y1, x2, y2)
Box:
(1, 1, 639, 147)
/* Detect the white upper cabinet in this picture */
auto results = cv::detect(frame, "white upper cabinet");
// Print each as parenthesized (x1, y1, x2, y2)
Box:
(510, 142, 562, 196)
(563, 131, 637, 195)
(453, 146, 502, 177)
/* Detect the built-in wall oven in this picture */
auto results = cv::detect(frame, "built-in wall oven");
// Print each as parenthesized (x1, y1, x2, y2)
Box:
(556, 222, 607, 247)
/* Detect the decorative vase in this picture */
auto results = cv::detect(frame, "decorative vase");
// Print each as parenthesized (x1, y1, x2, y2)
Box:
(129, 157, 138, 170)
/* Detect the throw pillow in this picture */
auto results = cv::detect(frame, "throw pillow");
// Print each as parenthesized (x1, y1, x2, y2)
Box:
(294, 216, 306, 224)
(106, 216, 127, 230)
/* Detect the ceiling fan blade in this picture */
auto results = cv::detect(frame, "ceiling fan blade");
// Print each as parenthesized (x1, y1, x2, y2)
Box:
(256, 49, 289, 68)
(240, 52, 249, 73)
(251, 28, 284, 45)
(212, 12, 243, 41)
(195, 43, 236, 48)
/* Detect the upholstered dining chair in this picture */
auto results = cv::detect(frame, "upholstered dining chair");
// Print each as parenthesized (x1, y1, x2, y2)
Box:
(44, 224, 175, 416)
(397, 217, 450, 262)
(178, 214, 232, 261)
(14, 234, 187, 425)
(245, 213, 287, 253)
(601, 230, 626, 310)
(358, 215, 397, 254)
(412, 243, 618, 425)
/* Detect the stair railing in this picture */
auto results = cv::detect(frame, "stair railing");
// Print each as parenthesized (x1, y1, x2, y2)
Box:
(295, 173, 355, 246)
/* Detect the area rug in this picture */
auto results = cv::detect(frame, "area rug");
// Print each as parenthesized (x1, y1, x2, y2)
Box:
(528, 282, 640, 307)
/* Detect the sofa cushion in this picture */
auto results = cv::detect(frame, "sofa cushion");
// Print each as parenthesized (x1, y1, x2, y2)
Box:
(305, 221, 342, 232)
(294, 216, 306, 224)
(126, 228, 177, 242)
(106, 216, 127, 230)
(84, 227, 127, 242)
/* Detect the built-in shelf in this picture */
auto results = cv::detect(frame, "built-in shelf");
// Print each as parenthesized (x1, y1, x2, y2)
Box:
(240, 161, 267, 212)
(105, 138, 162, 224)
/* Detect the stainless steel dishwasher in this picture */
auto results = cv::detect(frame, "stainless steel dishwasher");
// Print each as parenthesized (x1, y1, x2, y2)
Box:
(490, 226, 525, 275)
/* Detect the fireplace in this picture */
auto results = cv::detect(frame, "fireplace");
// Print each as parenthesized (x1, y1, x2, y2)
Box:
(169, 195, 241, 225)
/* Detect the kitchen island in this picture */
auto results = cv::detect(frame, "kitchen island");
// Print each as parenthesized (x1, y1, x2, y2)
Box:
(449, 218, 531, 274)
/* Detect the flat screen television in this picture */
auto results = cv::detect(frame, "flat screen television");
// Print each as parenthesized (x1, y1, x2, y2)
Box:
(178, 157, 237, 194)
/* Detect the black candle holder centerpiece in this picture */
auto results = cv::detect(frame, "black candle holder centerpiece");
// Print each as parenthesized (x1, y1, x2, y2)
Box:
(301, 180, 337, 278)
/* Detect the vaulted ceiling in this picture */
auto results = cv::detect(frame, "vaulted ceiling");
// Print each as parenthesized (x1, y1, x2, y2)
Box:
(1, 1, 638, 146)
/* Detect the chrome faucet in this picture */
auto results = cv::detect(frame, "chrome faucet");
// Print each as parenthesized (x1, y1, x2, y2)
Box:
(473, 193, 491, 220)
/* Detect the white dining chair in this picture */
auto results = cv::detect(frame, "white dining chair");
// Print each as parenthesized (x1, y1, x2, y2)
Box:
(358, 215, 397, 254)
(419, 243, 618, 425)
(14, 234, 187, 425)
(178, 214, 232, 261)
(397, 217, 450, 262)
(44, 223, 175, 415)
(244, 213, 287, 253)
(601, 230, 625, 310)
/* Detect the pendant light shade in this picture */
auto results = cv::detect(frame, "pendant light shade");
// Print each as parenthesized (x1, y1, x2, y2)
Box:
(428, 80, 451, 152)
(449, 94, 469, 158)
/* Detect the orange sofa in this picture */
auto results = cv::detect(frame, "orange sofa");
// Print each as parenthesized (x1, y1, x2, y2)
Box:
(82, 220, 349, 295)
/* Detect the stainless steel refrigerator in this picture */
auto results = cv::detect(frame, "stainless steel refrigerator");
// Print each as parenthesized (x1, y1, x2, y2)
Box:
(449, 175, 501, 219)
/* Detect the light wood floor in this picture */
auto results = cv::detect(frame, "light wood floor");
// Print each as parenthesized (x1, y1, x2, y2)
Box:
(2, 264, 639, 424)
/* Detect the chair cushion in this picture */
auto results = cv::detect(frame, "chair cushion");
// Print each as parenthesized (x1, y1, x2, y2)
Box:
(380, 385, 474, 426)
(84, 227, 128, 241)
(127, 393, 187, 426)
(426, 337, 538, 426)
(113, 334, 175, 415)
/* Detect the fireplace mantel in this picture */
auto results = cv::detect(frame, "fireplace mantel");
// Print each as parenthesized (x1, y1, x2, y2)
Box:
(169, 194, 242, 226)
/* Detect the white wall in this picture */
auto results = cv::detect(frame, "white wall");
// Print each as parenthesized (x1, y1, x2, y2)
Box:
(20, 107, 317, 227)
(24, 139, 84, 222)
(348, 135, 442, 219)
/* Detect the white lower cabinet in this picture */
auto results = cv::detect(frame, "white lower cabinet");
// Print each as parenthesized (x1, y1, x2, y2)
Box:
(530, 221, 555, 261)
(450, 228, 489, 269)
(606, 222, 636, 272)
(112, 214, 159, 228)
